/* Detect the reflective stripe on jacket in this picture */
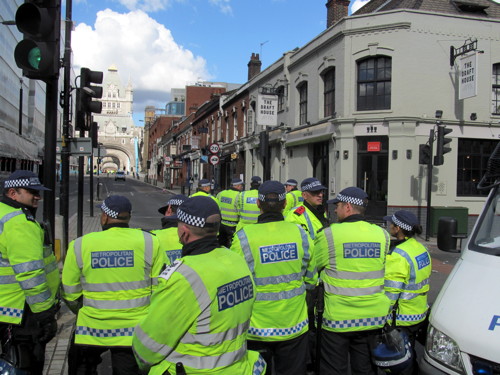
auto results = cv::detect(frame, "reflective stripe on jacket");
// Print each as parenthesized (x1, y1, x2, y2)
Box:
(0, 203, 59, 324)
(235, 190, 260, 231)
(132, 247, 265, 374)
(62, 227, 163, 346)
(315, 221, 391, 332)
(283, 190, 303, 217)
(151, 227, 182, 266)
(216, 190, 240, 226)
(285, 204, 325, 240)
(231, 221, 317, 342)
(385, 237, 431, 326)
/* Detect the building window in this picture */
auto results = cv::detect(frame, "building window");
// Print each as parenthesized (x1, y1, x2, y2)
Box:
(357, 56, 391, 111)
(277, 86, 285, 112)
(247, 109, 254, 134)
(457, 139, 499, 196)
(492, 63, 500, 115)
(323, 68, 335, 118)
(225, 118, 229, 143)
(233, 112, 238, 141)
(298, 82, 308, 125)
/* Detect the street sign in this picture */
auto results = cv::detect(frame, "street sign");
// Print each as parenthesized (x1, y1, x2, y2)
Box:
(209, 143, 220, 154)
(56, 138, 92, 155)
(209, 154, 220, 165)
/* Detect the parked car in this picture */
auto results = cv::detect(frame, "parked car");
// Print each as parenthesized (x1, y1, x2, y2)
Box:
(115, 171, 126, 181)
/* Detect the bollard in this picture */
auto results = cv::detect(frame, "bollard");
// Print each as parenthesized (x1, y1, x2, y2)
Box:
(437, 216, 458, 251)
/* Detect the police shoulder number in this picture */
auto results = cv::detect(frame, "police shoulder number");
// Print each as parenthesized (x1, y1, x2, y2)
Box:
(159, 259, 183, 281)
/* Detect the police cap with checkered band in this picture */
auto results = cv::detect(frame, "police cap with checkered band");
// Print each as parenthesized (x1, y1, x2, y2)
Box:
(301, 177, 327, 192)
(158, 194, 188, 215)
(258, 180, 287, 202)
(98, 195, 132, 219)
(328, 187, 368, 207)
(177, 196, 220, 228)
(199, 179, 211, 187)
(4, 170, 50, 191)
(383, 210, 419, 232)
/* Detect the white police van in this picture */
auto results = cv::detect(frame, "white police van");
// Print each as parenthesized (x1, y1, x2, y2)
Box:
(420, 144, 500, 374)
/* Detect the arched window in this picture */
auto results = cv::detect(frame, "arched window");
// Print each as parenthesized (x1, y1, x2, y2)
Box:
(357, 56, 391, 111)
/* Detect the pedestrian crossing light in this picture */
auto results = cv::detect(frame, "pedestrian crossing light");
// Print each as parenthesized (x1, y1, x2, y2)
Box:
(75, 68, 103, 131)
(419, 144, 431, 165)
(14, 0, 61, 81)
(434, 126, 453, 166)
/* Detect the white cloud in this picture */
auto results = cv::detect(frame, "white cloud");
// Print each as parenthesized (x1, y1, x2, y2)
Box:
(208, 0, 232, 15)
(72, 9, 211, 111)
(114, 0, 172, 12)
(350, 0, 370, 13)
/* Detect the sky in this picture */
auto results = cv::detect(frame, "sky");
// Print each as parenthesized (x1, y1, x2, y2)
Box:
(70, 0, 372, 125)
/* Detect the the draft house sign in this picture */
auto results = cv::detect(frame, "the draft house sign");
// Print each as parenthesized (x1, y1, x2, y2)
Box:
(256, 94, 278, 127)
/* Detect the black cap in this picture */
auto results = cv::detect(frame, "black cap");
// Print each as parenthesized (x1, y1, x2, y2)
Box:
(258, 180, 286, 202)
(177, 196, 220, 227)
(4, 170, 50, 191)
(158, 194, 188, 215)
(383, 210, 419, 231)
(328, 187, 368, 207)
(251, 176, 262, 183)
(301, 177, 327, 192)
(199, 179, 211, 187)
(231, 177, 244, 186)
(284, 179, 298, 186)
(98, 195, 132, 218)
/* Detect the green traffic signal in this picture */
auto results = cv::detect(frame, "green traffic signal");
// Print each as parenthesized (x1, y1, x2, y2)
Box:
(28, 47, 41, 69)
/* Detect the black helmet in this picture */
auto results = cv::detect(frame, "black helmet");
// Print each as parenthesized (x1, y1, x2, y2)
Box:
(371, 328, 413, 373)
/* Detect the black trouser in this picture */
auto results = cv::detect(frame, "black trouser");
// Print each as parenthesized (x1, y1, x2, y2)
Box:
(0, 310, 47, 375)
(248, 332, 309, 375)
(320, 329, 380, 375)
(68, 340, 139, 375)
(218, 223, 236, 247)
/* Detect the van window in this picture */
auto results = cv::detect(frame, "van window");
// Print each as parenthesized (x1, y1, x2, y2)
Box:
(470, 186, 500, 254)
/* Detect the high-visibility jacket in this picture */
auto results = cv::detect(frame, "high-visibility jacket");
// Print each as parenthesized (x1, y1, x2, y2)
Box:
(231, 220, 317, 342)
(315, 219, 391, 332)
(62, 227, 163, 347)
(132, 246, 266, 374)
(283, 190, 303, 217)
(384, 237, 431, 326)
(190, 190, 218, 203)
(151, 227, 182, 266)
(285, 204, 326, 240)
(235, 190, 260, 232)
(0, 203, 60, 324)
(216, 189, 240, 227)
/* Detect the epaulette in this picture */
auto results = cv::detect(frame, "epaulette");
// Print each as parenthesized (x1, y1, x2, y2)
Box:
(159, 259, 183, 281)
(22, 207, 36, 222)
(294, 206, 306, 216)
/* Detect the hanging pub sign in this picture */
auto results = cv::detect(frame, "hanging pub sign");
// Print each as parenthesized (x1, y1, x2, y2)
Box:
(256, 94, 278, 127)
(459, 52, 477, 100)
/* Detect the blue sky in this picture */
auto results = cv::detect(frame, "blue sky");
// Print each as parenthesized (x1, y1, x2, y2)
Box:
(71, 0, 370, 124)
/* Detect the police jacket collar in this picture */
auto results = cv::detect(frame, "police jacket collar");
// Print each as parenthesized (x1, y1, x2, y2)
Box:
(1, 196, 37, 217)
(182, 236, 220, 257)
(161, 216, 178, 229)
(102, 223, 129, 231)
(389, 238, 409, 254)
(338, 214, 365, 224)
(230, 187, 240, 192)
(257, 212, 283, 224)
(304, 201, 329, 227)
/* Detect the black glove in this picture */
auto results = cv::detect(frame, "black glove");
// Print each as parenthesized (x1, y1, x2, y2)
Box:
(33, 305, 58, 344)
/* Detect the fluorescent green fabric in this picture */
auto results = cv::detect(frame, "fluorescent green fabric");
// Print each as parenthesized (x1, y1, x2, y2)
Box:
(385, 237, 431, 326)
(0, 203, 60, 324)
(315, 221, 391, 332)
(190, 190, 218, 203)
(283, 190, 303, 217)
(235, 190, 260, 232)
(133, 247, 266, 374)
(231, 221, 317, 342)
(151, 227, 182, 266)
(216, 190, 240, 227)
(285, 204, 325, 240)
(62, 227, 163, 346)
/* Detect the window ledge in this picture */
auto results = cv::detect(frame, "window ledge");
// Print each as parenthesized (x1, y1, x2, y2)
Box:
(353, 109, 393, 115)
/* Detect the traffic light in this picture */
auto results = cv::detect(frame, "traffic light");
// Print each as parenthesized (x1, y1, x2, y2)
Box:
(434, 126, 453, 166)
(14, 0, 61, 81)
(91, 122, 98, 148)
(75, 68, 103, 131)
(419, 144, 431, 165)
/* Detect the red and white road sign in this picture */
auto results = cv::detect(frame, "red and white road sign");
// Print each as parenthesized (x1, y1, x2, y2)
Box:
(209, 143, 220, 154)
(209, 154, 220, 165)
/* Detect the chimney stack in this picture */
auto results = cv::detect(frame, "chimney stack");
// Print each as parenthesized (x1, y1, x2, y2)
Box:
(247, 53, 262, 81)
(326, 0, 350, 28)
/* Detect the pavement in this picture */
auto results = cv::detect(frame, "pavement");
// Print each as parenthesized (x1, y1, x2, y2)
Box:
(42, 179, 451, 374)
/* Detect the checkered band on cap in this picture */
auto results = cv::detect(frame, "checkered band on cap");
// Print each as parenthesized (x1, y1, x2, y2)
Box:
(177, 207, 206, 227)
(391, 215, 413, 231)
(302, 180, 323, 191)
(101, 202, 119, 219)
(335, 193, 366, 207)
(167, 198, 185, 206)
(4, 177, 41, 189)
(258, 192, 286, 202)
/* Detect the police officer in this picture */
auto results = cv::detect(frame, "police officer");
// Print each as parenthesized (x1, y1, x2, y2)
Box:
(384, 210, 432, 375)
(190, 179, 217, 202)
(0, 170, 59, 374)
(216, 177, 244, 247)
(283, 178, 303, 216)
(231, 181, 317, 375)
(153, 194, 188, 265)
(132, 196, 266, 374)
(235, 176, 261, 232)
(314, 187, 390, 375)
(285, 177, 329, 240)
(62, 195, 163, 375)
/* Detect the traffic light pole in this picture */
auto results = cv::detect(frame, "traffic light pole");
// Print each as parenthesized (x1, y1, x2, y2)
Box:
(425, 129, 435, 241)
